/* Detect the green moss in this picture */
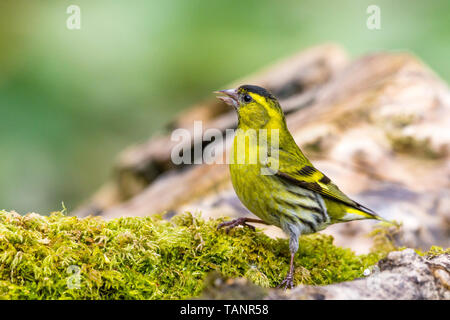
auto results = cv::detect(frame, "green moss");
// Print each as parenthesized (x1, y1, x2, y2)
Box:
(0, 210, 390, 300)
(386, 131, 444, 159)
(367, 220, 402, 254)
(412, 245, 450, 257)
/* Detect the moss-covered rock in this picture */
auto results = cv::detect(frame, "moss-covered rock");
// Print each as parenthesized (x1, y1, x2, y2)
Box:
(0, 210, 390, 299)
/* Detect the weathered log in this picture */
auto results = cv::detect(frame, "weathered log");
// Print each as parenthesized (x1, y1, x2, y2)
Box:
(75, 45, 450, 253)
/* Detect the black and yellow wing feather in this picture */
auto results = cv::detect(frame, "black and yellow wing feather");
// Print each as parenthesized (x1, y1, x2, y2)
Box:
(267, 147, 381, 219)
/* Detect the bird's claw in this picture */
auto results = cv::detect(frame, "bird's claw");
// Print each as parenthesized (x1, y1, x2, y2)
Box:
(217, 217, 256, 233)
(277, 274, 294, 290)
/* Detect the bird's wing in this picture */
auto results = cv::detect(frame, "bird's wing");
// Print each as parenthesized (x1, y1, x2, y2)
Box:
(266, 148, 378, 217)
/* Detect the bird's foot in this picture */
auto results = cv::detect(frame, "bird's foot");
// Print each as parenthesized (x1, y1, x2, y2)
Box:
(277, 273, 294, 290)
(217, 217, 259, 233)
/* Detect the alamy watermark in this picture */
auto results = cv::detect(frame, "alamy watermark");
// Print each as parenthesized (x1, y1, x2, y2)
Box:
(170, 121, 279, 175)
(66, 265, 81, 289)
(366, 5, 381, 30)
(364, 265, 383, 291)
(66, 5, 81, 30)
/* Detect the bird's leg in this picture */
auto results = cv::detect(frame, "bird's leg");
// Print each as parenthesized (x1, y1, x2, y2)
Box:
(277, 231, 299, 290)
(217, 217, 268, 233)
(277, 252, 295, 290)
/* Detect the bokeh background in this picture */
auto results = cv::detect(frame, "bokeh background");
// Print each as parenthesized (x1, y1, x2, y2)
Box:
(1, 0, 449, 214)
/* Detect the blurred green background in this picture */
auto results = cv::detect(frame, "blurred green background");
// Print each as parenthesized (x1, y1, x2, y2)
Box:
(1, 0, 449, 214)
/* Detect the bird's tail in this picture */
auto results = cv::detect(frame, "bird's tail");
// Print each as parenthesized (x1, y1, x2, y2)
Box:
(346, 203, 393, 224)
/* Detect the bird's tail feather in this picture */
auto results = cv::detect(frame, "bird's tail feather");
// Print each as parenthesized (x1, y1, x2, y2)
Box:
(346, 204, 392, 224)
(346, 203, 392, 224)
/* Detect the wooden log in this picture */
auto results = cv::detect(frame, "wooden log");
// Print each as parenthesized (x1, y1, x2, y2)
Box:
(74, 44, 449, 252)
(95, 51, 449, 252)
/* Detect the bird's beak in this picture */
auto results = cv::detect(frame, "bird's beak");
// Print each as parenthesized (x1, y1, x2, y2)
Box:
(214, 89, 239, 108)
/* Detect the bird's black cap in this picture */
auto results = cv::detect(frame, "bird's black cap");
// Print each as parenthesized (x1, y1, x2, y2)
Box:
(238, 85, 274, 99)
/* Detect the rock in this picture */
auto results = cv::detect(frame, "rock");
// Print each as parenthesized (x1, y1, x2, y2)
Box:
(267, 249, 450, 300)
(199, 272, 268, 300)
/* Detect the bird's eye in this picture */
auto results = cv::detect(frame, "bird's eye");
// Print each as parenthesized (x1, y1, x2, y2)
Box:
(243, 94, 253, 103)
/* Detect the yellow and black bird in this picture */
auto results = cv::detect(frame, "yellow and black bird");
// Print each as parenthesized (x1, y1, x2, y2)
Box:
(215, 85, 387, 289)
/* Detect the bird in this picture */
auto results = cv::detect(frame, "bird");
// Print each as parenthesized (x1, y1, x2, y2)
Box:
(214, 84, 388, 289)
